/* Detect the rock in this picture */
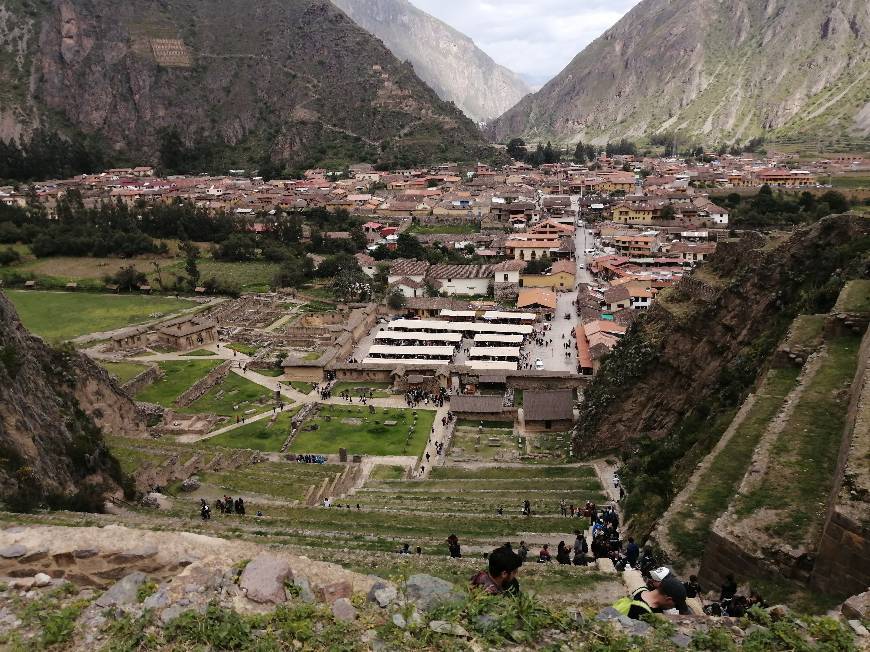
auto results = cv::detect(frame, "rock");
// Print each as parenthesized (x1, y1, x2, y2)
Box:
(331, 598, 358, 623)
(140, 494, 161, 509)
(95, 571, 147, 607)
(293, 576, 315, 604)
(842, 590, 869, 620)
(670, 633, 691, 648)
(159, 604, 191, 626)
(392, 613, 407, 629)
(52, 552, 76, 567)
(143, 589, 170, 610)
(239, 554, 292, 605)
(111, 545, 159, 563)
(181, 476, 201, 492)
(429, 620, 469, 637)
(408, 608, 423, 627)
(32, 573, 52, 588)
(19, 549, 49, 564)
(10, 578, 34, 591)
(475, 614, 496, 630)
(744, 624, 768, 636)
(767, 604, 790, 619)
(595, 608, 651, 636)
(404, 575, 459, 611)
(595, 557, 617, 573)
(847, 620, 868, 637)
(0, 545, 27, 559)
(316, 580, 352, 605)
(371, 585, 397, 608)
(73, 548, 100, 559)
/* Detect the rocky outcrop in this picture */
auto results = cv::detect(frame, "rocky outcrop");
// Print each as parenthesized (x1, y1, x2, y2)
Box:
(490, 0, 870, 146)
(0, 0, 492, 169)
(0, 290, 145, 510)
(332, 0, 530, 123)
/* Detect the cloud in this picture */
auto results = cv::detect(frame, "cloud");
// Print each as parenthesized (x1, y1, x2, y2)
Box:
(409, 0, 641, 86)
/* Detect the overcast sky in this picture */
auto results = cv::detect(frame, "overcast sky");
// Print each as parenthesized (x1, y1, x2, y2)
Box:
(409, 0, 642, 88)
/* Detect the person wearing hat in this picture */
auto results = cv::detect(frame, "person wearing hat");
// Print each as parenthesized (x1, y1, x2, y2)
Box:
(614, 577, 689, 619)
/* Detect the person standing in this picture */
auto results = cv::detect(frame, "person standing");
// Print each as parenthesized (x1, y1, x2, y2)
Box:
(447, 534, 461, 558)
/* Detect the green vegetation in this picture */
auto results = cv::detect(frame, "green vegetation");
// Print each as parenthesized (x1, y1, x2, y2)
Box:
(431, 466, 596, 480)
(290, 405, 435, 456)
(200, 461, 341, 502)
(369, 465, 406, 480)
(736, 334, 862, 545)
(831, 173, 870, 190)
(784, 315, 827, 351)
(100, 361, 149, 384)
(185, 348, 217, 356)
(227, 342, 260, 355)
(206, 410, 299, 452)
(135, 360, 221, 406)
(668, 366, 801, 562)
(256, 367, 284, 377)
(836, 279, 870, 313)
(181, 372, 277, 417)
(329, 381, 393, 398)
(290, 381, 315, 394)
(5, 290, 196, 341)
(407, 222, 480, 235)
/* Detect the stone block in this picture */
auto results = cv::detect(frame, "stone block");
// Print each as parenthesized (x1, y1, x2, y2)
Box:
(331, 597, 357, 622)
(239, 554, 292, 605)
(315, 580, 352, 605)
(52, 552, 76, 567)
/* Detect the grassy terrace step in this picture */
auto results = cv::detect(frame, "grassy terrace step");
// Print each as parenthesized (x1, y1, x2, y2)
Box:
(135, 360, 222, 406)
(198, 463, 343, 502)
(369, 478, 603, 492)
(735, 333, 863, 547)
(668, 365, 802, 562)
(429, 466, 596, 480)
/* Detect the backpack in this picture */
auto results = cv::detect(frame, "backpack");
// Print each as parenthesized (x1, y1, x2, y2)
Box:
(612, 596, 652, 618)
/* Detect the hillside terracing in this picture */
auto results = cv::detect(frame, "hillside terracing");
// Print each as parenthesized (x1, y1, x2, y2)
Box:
(699, 281, 869, 598)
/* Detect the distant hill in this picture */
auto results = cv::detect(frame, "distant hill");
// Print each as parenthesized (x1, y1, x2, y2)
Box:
(490, 0, 870, 149)
(332, 0, 530, 123)
(0, 0, 494, 174)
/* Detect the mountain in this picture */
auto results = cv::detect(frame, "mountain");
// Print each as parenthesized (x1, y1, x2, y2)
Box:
(490, 0, 870, 148)
(331, 0, 530, 124)
(0, 0, 494, 174)
(0, 290, 145, 511)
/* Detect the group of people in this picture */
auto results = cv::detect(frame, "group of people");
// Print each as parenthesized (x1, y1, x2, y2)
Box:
(404, 387, 447, 408)
(199, 495, 247, 520)
(323, 498, 361, 510)
(296, 454, 327, 464)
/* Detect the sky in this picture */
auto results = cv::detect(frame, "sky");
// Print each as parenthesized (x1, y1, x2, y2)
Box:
(409, 0, 642, 88)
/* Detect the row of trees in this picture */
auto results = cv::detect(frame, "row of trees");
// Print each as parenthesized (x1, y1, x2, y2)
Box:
(0, 131, 108, 183)
(722, 186, 852, 227)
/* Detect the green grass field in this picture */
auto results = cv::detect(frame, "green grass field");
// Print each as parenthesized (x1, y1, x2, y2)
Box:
(290, 382, 315, 394)
(170, 260, 281, 293)
(100, 361, 149, 384)
(185, 349, 217, 356)
(181, 372, 277, 417)
(289, 405, 435, 456)
(205, 410, 299, 452)
(5, 290, 197, 341)
(135, 360, 222, 406)
(228, 343, 260, 355)
(836, 279, 870, 314)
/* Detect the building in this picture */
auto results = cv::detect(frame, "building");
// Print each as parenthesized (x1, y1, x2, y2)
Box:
(521, 259, 576, 291)
(516, 288, 557, 316)
(523, 389, 575, 432)
(156, 316, 218, 352)
(426, 264, 492, 297)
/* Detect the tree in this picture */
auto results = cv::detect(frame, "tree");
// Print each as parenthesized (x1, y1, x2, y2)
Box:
(215, 233, 257, 261)
(524, 256, 550, 274)
(106, 266, 146, 292)
(659, 204, 676, 221)
(332, 265, 371, 302)
(543, 141, 558, 164)
(818, 190, 849, 214)
(573, 142, 587, 164)
(179, 240, 200, 290)
(506, 138, 527, 162)
(387, 289, 406, 310)
(0, 248, 20, 266)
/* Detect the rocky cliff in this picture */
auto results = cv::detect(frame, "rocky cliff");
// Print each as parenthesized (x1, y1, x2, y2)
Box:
(0, 290, 144, 511)
(490, 0, 870, 147)
(0, 0, 493, 170)
(574, 215, 870, 534)
(331, 0, 530, 124)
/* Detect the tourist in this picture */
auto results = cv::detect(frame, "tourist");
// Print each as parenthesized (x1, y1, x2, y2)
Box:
(684, 575, 702, 599)
(447, 534, 461, 558)
(517, 541, 529, 563)
(538, 544, 551, 563)
(200, 498, 210, 521)
(399, 543, 411, 554)
(470, 546, 522, 596)
(719, 574, 738, 602)
(625, 537, 639, 568)
(573, 531, 588, 565)
(614, 578, 689, 620)
(556, 541, 571, 565)
(235, 497, 245, 516)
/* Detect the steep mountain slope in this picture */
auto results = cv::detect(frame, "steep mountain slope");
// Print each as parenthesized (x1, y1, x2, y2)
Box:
(490, 0, 870, 147)
(574, 215, 870, 536)
(331, 0, 530, 123)
(0, 0, 493, 171)
(0, 290, 145, 511)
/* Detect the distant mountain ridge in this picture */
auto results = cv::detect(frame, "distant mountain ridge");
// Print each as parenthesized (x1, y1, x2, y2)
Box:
(490, 0, 870, 147)
(0, 0, 494, 172)
(332, 0, 530, 124)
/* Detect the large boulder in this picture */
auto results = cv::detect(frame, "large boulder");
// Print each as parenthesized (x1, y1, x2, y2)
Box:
(404, 574, 460, 611)
(95, 572, 147, 607)
(239, 554, 292, 604)
(842, 590, 870, 620)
